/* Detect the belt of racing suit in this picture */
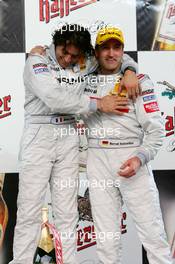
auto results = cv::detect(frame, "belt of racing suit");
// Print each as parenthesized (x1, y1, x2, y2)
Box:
(88, 138, 141, 148)
(26, 115, 76, 125)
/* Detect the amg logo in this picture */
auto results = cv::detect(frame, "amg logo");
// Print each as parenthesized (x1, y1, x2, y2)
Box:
(57, 75, 87, 84)
(50, 66, 60, 72)
(84, 87, 97, 94)
(39, 0, 99, 23)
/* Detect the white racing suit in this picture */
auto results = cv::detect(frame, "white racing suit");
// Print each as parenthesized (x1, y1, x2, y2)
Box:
(84, 73, 173, 264)
(9, 44, 138, 264)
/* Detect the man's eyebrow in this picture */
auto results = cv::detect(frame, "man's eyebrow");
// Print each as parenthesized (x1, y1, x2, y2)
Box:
(64, 49, 79, 56)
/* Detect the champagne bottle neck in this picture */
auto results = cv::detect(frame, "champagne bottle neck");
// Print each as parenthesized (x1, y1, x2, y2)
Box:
(40, 209, 51, 239)
(42, 208, 48, 223)
(38, 208, 55, 252)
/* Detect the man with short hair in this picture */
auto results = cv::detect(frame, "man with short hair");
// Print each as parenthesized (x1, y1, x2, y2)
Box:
(84, 26, 173, 263)
(10, 24, 138, 264)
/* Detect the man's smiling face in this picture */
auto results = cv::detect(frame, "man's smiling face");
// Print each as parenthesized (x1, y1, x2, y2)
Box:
(95, 39, 124, 74)
(55, 42, 82, 68)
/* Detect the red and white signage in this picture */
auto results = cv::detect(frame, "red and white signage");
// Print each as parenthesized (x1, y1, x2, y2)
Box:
(25, 0, 137, 52)
(138, 51, 175, 170)
(0, 54, 25, 172)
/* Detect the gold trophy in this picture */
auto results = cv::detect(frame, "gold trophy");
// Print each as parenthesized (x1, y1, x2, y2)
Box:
(109, 76, 127, 97)
(109, 77, 129, 113)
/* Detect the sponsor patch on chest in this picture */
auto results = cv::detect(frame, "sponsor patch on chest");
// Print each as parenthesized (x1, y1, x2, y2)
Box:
(144, 101, 159, 113)
(84, 87, 97, 94)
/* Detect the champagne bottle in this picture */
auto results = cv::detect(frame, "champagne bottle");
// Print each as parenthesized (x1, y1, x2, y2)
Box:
(0, 173, 8, 248)
(152, 0, 175, 50)
(33, 208, 56, 264)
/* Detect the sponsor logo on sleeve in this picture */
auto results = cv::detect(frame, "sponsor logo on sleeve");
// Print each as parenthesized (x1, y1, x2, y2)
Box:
(33, 63, 48, 69)
(34, 68, 49, 74)
(142, 89, 154, 96)
(144, 101, 159, 113)
(33, 63, 49, 74)
(142, 94, 156, 102)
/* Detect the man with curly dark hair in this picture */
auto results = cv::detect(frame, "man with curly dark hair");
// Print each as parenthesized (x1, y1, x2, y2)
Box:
(52, 24, 95, 58)
(10, 24, 138, 264)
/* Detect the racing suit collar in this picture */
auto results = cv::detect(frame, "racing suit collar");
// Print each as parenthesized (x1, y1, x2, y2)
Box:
(96, 69, 122, 81)
(48, 43, 58, 65)
(97, 65, 122, 76)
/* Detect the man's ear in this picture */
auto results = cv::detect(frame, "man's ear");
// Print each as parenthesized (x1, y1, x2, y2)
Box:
(122, 45, 124, 55)
(95, 48, 99, 59)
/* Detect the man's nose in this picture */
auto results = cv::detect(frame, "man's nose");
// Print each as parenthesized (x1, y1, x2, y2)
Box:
(108, 48, 114, 57)
(64, 54, 72, 64)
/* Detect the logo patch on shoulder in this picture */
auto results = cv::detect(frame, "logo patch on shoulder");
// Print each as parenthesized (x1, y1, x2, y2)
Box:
(33, 63, 47, 69)
(33, 63, 49, 74)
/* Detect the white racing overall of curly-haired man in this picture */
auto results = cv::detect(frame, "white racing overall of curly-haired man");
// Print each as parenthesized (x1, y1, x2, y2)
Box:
(9, 24, 139, 264)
